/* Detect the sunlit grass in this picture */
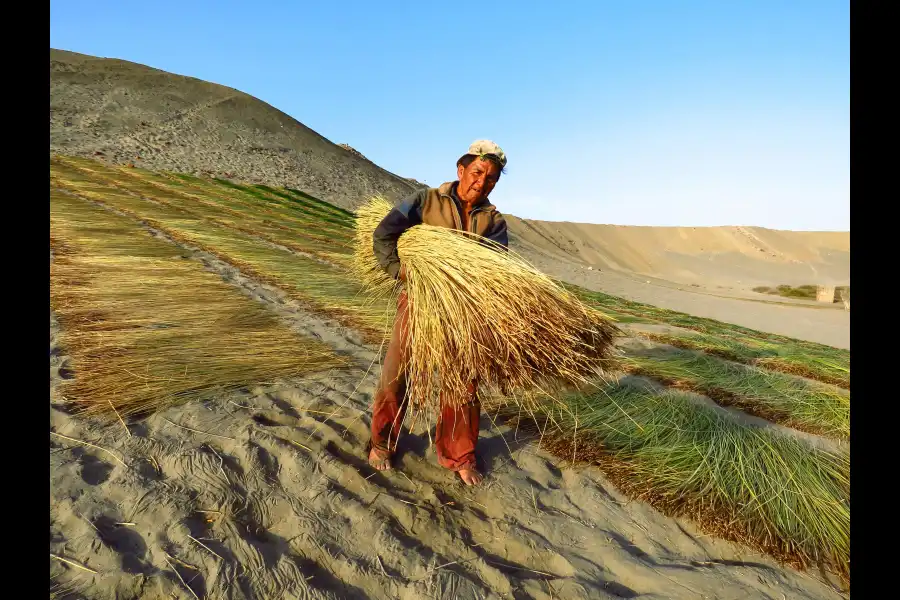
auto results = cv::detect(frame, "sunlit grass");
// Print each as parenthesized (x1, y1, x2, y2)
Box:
(50, 191, 343, 419)
(519, 379, 849, 578)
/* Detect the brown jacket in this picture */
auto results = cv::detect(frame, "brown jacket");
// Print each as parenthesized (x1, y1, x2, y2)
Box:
(373, 181, 508, 278)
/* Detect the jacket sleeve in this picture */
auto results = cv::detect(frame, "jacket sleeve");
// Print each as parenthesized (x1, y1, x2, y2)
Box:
(373, 189, 426, 278)
(483, 213, 509, 251)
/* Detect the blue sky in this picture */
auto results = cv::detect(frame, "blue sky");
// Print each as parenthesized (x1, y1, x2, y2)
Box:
(50, 1, 849, 231)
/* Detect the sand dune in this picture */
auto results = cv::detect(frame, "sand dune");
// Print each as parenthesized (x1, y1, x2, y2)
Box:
(504, 218, 850, 349)
(506, 216, 849, 289)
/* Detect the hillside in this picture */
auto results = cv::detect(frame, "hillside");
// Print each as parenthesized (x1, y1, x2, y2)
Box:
(50, 48, 422, 210)
(506, 217, 850, 288)
(50, 48, 850, 347)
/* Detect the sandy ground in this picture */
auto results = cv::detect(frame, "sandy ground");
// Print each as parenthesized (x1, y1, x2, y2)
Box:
(50, 228, 847, 600)
(49, 337, 847, 600)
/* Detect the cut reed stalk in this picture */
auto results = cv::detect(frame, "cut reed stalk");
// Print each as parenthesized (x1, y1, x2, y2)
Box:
(52, 157, 351, 261)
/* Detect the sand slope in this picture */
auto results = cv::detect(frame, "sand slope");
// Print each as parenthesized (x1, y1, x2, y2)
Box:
(520, 251, 851, 350)
(50, 48, 421, 211)
(51, 309, 846, 600)
(506, 216, 850, 289)
(49, 166, 848, 597)
(49, 213, 847, 598)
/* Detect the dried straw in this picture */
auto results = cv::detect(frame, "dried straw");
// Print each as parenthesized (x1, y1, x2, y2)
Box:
(352, 196, 403, 299)
(51, 161, 392, 340)
(351, 196, 621, 413)
(50, 192, 344, 419)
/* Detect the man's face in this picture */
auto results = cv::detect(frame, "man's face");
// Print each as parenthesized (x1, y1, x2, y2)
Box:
(457, 158, 501, 204)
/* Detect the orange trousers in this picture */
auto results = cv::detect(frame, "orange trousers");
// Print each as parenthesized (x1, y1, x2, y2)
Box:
(370, 291, 480, 471)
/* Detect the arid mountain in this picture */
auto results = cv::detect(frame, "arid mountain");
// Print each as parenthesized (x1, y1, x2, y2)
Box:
(50, 48, 422, 210)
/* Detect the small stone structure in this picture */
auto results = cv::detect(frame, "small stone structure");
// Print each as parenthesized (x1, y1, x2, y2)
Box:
(839, 287, 850, 311)
(816, 285, 837, 303)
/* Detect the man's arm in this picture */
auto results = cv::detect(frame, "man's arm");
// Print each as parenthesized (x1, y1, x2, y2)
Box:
(483, 213, 509, 250)
(373, 189, 427, 278)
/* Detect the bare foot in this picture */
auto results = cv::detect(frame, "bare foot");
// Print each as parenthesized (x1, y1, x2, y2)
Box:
(458, 467, 483, 486)
(368, 447, 392, 471)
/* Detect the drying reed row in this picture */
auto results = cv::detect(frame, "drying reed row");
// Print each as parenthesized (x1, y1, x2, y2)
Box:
(249, 183, 356, 227)
(160, 173, 355, 239)
(635, 330, 850, 389)
(161, 224, 394, 339)
(54, 155, 352, 240)
(351, 196, 621, 413)
(621, 345, 849, 439)
(514, 379, 849, 579)
(146, 176, 350, 247)
(50, 191, 343, 419)
(50, 165, 392, 339)
(53, 157, 352, 261)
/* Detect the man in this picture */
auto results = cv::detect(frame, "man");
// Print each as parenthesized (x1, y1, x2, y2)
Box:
(368, 140, 509, 486)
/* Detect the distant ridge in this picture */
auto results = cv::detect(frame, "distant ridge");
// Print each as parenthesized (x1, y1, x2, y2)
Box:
(50, 48, 422, 210)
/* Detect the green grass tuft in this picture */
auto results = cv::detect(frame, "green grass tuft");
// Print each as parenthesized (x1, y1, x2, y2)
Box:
(284, 186, 357, 218)
(524, 380, 849, 577)
(255, 184, 356, 222)
(637, 330, 850, 389)
(752, 284, 818, 299)
(621, 345, 849, 439)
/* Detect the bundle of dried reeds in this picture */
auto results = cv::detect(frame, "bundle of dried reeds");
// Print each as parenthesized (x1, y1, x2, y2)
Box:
(352, 196, 621, 411)
(352, 196, 401, 299)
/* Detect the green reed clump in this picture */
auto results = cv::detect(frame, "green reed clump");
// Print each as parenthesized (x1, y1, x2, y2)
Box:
(528, 379, 849, 577)
(621, 346, 849, 439)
